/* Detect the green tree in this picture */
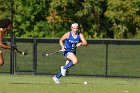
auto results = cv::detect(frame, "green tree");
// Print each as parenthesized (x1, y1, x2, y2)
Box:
(0, 0, 11, 19)
(49, 0, 107, 38)
(14, 0, 50, 37)
(105, 0, 140, 39)
(2, 0, 139, 39)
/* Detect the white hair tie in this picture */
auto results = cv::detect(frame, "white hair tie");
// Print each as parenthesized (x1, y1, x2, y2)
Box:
(71, 23, 78, 27)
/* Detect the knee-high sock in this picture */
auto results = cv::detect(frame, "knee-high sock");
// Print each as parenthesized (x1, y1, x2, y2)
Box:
(56, 71, 62, 78)
(63, 61, 73, 70)
(55, 61, 73, 79)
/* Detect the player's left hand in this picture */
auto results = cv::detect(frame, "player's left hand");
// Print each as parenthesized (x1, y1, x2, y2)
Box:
(76, 42, 82, 48)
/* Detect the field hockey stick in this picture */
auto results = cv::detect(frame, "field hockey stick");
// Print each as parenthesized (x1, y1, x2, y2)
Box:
(42, 49, 64, 57)
(3, 39, 28, 56)
(3, 42, 27, 55)
(15, 43, 31, 56)
(16, 49, 28, 55)
(11, 45, 28, 56)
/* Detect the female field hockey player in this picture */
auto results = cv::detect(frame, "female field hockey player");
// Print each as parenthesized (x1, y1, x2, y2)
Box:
(0, 19, 13, 66)
(53, 23, 88, 84)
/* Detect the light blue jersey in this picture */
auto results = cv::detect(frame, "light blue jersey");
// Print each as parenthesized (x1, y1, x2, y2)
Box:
(64, 31, 80, 57)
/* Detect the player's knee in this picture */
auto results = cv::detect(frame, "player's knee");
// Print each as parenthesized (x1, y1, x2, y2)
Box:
(72, 59, 78, 64)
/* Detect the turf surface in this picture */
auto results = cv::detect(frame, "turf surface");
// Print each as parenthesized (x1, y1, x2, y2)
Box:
(0, 74, 139, 93)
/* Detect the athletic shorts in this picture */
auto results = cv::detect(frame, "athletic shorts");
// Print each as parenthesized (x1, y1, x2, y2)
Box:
(64, 50, 76, 57)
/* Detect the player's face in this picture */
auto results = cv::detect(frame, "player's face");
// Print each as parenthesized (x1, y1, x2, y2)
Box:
(6, 24, 13, 32)
(71, 26, 78, 33)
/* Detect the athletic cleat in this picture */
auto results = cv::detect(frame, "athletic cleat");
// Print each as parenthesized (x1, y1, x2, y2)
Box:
(61, 66, 67, 76)
(52, 76, 60, 84)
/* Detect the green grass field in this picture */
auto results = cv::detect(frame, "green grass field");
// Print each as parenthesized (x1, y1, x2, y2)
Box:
(0, 74, 140, 93)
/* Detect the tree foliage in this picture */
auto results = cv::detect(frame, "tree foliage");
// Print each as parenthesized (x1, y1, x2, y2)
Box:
(0, 0, 11, 19)
(0, 0, 140, 39)
(105, 0, 140, 38)
(13, 0, 50, 37)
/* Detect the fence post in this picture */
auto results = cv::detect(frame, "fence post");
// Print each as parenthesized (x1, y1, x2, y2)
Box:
(105, 44, 108, 77)
(33, 37, 37, 75)
(10, 0, 15, 74)
(10, 35, 16, 74)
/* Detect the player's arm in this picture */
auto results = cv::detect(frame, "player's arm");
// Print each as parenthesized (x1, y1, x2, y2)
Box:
(76, 33, 88, 47)
(59, 32, 70, 50)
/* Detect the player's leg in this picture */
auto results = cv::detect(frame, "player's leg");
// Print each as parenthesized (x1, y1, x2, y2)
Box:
(64, 52, 78, 69)
(0, 51, 4, 66)
(53, 59, 70, 83)
(61, 52, 78, 76)
(65, 60, 70, 76)
(53, 73, 61, 84)
(53, 53, 78, 83)
(65, 60, 69, 65)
